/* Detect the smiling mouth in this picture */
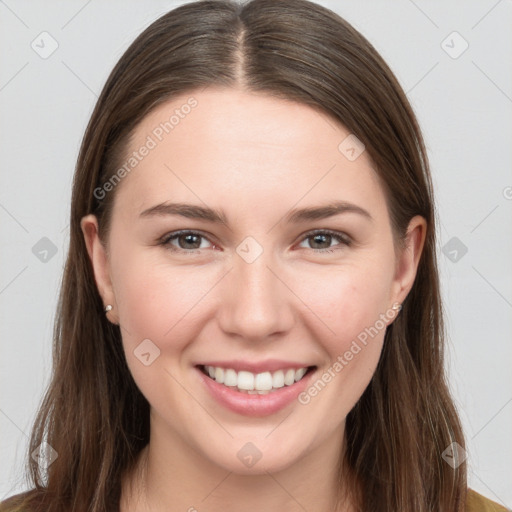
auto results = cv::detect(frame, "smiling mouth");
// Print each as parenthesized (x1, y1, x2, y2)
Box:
(197, 364, 316, 395)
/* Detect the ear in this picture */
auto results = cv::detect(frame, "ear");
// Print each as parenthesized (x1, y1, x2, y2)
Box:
(80, 214, 118, 324)
(390, 215, 427, 306)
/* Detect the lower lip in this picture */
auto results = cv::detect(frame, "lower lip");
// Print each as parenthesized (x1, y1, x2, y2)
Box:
(195, 366, 315, 417)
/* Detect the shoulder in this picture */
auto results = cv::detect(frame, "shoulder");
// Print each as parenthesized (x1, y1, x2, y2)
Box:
(0, 492, 24, 511)
(0, 490, 40, 512)
(466, 488, 510, 512)
(3, 487, 509, 511)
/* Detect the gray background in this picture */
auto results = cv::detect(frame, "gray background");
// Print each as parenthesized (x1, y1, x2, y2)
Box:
(1, 0, 511, 507)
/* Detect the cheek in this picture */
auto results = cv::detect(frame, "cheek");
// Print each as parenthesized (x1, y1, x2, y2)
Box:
(293, 258, 394, 351)
(110, 250, 209, 361)
(110, 254, 215, 408)
(294, 264, 394, 421)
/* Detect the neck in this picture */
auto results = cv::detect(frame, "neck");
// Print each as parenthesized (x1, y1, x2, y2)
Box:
(121, 414, 357, 512)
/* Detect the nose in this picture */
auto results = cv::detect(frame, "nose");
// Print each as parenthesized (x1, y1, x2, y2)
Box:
(216, 250, 295, 342)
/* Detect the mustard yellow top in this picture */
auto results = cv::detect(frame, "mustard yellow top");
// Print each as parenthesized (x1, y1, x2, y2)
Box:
(467, 488, 510, 511)
(1, 488, 509, 511)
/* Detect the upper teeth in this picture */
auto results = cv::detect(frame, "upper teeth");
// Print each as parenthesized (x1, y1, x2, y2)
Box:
(204, 365, 308, 393)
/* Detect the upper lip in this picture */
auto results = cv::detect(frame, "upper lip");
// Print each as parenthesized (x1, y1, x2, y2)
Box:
(196, 359, 315, 374)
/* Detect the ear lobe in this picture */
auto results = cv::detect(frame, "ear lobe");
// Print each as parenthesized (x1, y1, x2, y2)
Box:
(391, 215, 427, 305)
(80, 214, 116, 312)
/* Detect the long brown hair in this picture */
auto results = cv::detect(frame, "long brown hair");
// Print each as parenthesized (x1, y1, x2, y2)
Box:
(1, 1, 467, 510)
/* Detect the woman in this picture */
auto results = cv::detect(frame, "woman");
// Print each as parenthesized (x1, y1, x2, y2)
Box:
(1, 1, 507, 511)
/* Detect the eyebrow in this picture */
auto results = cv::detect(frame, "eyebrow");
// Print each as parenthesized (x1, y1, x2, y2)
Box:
(139, 202, 229, 224)
(285, 201, 372, 223)
(139, 200, 372, 224)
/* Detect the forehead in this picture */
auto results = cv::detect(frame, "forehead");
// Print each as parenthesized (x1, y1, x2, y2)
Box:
(113, 87, 385, 221)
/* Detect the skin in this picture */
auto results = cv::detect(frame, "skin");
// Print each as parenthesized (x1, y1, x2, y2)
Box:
(81, 87, 426, 512)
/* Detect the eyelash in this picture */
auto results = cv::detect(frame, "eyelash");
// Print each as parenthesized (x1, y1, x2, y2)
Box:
(158, 229, 352, 255)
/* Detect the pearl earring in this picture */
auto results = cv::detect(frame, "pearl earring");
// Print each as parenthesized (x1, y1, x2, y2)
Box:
(104, 304, 113, 313)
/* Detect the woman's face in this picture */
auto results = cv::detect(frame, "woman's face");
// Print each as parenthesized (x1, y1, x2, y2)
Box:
(83, 87, 424, 475)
